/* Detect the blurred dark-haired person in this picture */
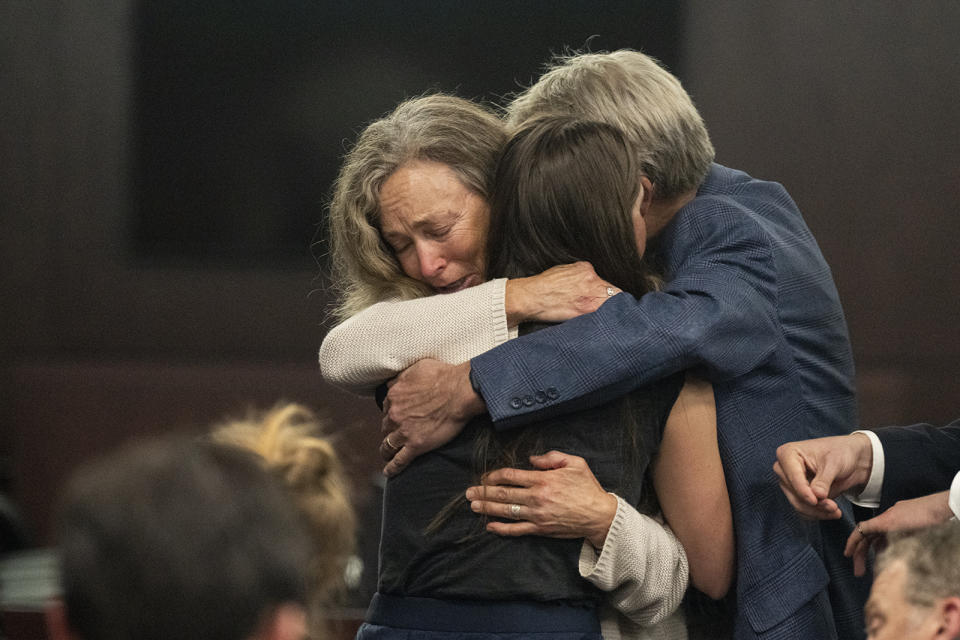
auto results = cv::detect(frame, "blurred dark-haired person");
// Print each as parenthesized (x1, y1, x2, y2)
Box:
(46, 437, 312, 640)
(863, 522, 960, 640)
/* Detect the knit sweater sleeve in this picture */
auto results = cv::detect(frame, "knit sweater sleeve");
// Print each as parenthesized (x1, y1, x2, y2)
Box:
(579, 494, 689, 630)
(318, 279, 515, 394)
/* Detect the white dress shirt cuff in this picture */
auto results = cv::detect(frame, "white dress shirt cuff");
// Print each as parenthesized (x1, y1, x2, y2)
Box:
(950, 471, 960, 521)
(845, 430, 884, 508)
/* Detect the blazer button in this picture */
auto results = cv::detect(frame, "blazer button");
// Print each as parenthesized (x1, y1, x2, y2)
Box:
(534, 391, 547, 404)
(509, 397, 523, 410)
(546, 387, 559, 400)
(522, 395, 534, 407)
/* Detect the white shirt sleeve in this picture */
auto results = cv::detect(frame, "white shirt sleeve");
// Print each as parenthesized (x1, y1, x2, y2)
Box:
(318, 278, 516, 394)
(846, 430, 885, 508)
(950, 471, 960, 521)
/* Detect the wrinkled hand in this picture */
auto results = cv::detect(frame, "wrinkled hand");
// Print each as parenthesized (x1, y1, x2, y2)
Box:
(464, 451, 618, 549)
(380, 359, 485, 477)
(845, 490, 953, 577)
(505, 262, 619, 326)
(773, 433, 873, 519)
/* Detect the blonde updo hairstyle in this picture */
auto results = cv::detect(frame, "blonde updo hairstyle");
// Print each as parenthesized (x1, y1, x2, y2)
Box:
(328, 94, 508, 321)
(210, 403, 354, 636)
(506, 50, 715, 200)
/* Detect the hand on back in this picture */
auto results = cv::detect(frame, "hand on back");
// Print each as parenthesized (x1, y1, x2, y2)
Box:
(505, 262, 620, 326)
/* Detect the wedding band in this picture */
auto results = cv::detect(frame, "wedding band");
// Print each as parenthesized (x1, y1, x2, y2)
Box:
(606, 286, 616, 297)
(857, 523, 865, 537)
(510, 504, 522, 519)
(385, 435, 398, 451)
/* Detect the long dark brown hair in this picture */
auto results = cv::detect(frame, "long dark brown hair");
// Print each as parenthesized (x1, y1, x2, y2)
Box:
(487, 116, 657, 295)
(429, 117, 664, 535)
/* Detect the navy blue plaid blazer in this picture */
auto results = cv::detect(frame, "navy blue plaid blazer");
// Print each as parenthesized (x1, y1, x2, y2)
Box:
(471, 164, 869, 639)
(874, 419, 960, 509)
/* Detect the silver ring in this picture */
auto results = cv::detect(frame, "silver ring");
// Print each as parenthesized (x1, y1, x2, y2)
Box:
(510, 503, 522, 519)
(857, 523, 865, 537)
(606, 286, 617, 297)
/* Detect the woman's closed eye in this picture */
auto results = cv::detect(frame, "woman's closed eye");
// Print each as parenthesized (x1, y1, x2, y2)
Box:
(425, 224, 452, 239)
(385, 237, 412, 255)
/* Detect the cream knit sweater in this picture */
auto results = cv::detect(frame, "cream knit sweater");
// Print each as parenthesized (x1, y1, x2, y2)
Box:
(319, 278, 688, 639)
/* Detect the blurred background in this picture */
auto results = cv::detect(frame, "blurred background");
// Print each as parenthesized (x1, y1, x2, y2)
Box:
(1, 0, 958, 628)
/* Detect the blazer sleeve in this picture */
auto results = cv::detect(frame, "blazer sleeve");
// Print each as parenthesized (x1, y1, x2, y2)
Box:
(318, 278, 514, 394)
(873, 419, 960, 509)
(470, 199, 781, 428)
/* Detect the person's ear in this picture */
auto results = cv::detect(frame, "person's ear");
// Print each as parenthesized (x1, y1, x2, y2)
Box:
(258, 603, 308, 640)
(933, 596, 960, 639)
(637, 176, 655, 218)
(45, 598, 82, 640)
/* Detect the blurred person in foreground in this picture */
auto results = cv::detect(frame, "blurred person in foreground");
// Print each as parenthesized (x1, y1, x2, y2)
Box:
(863, 521, 960, 640)
(211, 402, 357, 635)
(46, 436, 312, 640)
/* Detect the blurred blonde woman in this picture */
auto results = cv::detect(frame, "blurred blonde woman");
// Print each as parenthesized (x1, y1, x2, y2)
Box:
(211, 403, 356, 638)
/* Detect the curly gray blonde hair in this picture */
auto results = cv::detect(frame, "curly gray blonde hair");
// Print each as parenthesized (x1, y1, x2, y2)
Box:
(506, 50, 714, 201)
(328, 94, 507, 321)
(210, 403, 355, 638)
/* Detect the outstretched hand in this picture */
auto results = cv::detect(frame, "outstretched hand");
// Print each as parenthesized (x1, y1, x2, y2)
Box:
(464, 451, 618, 549)
(845, 490, 953, 577)
(773, 433, 874, 519)
(380, 359, 485, 477)
(505, 262, 620, 326)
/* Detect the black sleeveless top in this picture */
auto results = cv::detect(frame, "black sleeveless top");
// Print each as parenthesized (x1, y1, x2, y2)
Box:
(377, 371, 683, 606)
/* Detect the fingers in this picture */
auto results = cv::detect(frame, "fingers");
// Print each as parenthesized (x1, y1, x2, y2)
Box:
(845, 517, 890, 578)
(528, 450, 578, 470)
(465, 484, 530, 507)
(480, 466, 539, 488)
(382, 445, 417, 477)
(485, 521, 541, 537)
(777, 477, 842, 520)
(379, 416, 415, 477)
(379, 432, 402, 461)
(773, 446, 819, 507)
(844, 524, 875, 577)
(808, 454, 843, 501)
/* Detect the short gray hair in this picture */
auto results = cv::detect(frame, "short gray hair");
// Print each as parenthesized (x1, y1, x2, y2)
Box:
(506, 50, 714, 200)
(876, 521, 960, 608)
(327, 94, 507, 320)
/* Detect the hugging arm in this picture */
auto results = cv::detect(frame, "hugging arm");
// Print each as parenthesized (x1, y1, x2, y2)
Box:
(651, 375, 733, 599)
(470, 202, 779, 428)
(319, 263, 615, 394)
(319, 279, 514, 394)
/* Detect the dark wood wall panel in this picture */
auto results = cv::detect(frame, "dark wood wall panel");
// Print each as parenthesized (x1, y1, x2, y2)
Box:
(684, 1, 960, 426)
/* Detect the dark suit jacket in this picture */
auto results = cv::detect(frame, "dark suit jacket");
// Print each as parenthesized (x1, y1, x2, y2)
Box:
(873, 419, 960, 510)
(471, 164, 867, 639)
